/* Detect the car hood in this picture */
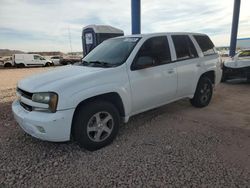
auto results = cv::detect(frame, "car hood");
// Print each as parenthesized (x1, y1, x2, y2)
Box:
(224, 59, 250, 68)
(18, 65, 104, 92)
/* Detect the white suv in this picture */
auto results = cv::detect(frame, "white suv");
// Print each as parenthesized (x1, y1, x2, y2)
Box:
(12, 33, 222, 150)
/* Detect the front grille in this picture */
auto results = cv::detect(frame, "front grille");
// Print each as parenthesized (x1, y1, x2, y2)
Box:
(20, 102, 32, 111)
(17, 88, 33, 99)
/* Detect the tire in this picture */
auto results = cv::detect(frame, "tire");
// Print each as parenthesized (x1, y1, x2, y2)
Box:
(72, 100, 120, 151)
(67, 61, 71, 65)
(190, 77, 213, 108)
(17, 63, 25, 68)
(50, 62, 54, 66)
(4, 63, 12, 68)
(45, 62, 50, 67)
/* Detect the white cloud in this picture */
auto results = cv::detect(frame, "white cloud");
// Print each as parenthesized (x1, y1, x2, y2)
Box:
(0, 0, 249, 52)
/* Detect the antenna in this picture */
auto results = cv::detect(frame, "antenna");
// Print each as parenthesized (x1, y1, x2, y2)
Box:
(68, 26, 73, 54)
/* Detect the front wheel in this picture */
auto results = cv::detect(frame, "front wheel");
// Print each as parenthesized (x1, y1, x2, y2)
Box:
(4, 63, 12, 68)
(72, 101, 120, 151)
(190, 77, 213, 108)
(45, 62, 50, 67)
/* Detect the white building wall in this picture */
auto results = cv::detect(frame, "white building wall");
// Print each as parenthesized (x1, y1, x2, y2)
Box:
(237, 38, 250, 49)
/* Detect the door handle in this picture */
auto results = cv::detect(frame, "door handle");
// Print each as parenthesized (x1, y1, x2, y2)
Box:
(196, 63, 201, 67)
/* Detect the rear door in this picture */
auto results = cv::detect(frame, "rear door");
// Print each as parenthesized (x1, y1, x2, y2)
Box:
(170, 35, 200, 97)
(128, 36, 177, 114)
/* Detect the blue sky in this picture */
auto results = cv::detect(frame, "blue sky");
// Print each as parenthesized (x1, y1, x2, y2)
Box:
(0, 0, 249, 52)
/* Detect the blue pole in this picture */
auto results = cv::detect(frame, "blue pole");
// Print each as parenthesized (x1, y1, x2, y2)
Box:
(131, 0, 141, 34)
(229, 0, 241, 57)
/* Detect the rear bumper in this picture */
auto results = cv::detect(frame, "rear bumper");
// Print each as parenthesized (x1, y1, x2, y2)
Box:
(12, 100, 75, 142)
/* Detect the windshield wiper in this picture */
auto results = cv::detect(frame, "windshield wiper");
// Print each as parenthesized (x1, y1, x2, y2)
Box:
(82, 60, 115, 68)
(82, 60, 89, 65)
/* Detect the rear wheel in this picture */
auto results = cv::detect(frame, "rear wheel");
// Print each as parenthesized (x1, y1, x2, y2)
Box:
(72, 100, 120, 151)
(4, 63, 12, 68)
(17, 63, 25, 68)
(190, 77, 213, 108)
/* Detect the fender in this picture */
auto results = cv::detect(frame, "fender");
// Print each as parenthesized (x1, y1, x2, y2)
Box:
(63, 83, 132, 118)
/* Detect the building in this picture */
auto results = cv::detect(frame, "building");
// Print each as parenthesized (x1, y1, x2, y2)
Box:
(237, 38, 250, 49)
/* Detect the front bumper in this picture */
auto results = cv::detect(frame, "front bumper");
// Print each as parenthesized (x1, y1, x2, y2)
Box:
(12, 99, 75, 142)
(222, 65, 250, 79)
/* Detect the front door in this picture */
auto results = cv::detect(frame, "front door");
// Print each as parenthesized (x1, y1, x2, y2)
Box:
(128, 36, 177, 114)
(33, 55, 43, 66)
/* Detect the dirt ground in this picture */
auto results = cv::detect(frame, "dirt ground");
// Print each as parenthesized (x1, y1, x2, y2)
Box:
(0, 67, 250, 187)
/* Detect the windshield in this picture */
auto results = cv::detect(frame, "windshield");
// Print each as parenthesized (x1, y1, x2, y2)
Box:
(82, 37, 140, 67)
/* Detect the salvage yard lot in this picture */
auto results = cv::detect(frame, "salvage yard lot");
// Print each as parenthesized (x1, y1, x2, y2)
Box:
(0, 67, 250, 187)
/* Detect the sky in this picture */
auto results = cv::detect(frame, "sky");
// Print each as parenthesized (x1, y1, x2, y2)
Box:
(0, 0, 249, 52)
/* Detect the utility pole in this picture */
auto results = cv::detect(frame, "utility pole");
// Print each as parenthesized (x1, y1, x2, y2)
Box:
(229, 0, 241, 57)
(131, 0, 141, 34)
(68, 26, 73, 54)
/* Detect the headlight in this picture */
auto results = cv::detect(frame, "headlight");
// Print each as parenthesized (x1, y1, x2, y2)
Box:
(32, 92, 58, 112)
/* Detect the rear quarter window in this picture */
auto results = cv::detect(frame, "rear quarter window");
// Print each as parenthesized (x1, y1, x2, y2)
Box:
(194, 35, 216, 56)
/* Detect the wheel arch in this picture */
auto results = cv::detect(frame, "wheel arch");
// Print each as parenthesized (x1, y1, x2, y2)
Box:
(70, 92, 125, 138)
(4, 62, 12, 67)
(199, 70, 215, 84)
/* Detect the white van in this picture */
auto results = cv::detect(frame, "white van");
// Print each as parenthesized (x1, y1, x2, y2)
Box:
(13, 54, 53, 68)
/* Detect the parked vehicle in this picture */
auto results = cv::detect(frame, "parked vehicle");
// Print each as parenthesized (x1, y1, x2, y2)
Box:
(60, 56, 82, 65)
(12, 33, 222, 150)
(222, 49, 250, 81)
(0, 56, 14, 67)
(13, 54, 53, 68)
(82, 25, 124, 56)
(50, 56, 62, 65)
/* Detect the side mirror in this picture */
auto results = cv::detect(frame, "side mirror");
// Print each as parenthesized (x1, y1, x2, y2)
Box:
(133, 56, 154, 70)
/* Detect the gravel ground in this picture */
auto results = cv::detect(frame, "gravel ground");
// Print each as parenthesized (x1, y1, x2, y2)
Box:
(0, 67, 250, 187)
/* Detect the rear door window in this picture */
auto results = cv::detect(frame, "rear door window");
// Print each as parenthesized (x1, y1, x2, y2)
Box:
(172, 35, 198, 61)
(193, 35, 216, 56)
